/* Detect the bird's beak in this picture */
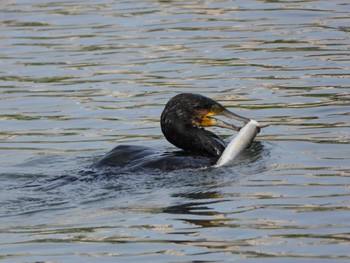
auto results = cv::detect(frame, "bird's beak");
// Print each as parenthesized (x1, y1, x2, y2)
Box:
(201, 108, 250, 131)
(220, 108, 250, 123)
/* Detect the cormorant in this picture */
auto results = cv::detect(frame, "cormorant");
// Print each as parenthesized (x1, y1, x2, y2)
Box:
(93, 93, 251, 171)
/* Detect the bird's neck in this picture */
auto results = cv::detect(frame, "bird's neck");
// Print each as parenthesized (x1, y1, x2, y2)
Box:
(162, 123, 225, 158)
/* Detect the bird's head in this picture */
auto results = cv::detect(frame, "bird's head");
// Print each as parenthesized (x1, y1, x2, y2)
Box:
(161, 93, 250, 157)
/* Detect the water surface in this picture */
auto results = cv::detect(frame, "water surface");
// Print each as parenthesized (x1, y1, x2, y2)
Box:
(0, 0, 349, 262)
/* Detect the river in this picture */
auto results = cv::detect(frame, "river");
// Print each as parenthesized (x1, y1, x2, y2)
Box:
(0, 0, 349, 262)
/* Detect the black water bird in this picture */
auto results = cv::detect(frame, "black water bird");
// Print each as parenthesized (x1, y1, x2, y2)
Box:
(93, 93, 250, 171)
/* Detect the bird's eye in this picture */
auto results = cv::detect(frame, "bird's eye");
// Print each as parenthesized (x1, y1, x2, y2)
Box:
(211, 104, 219, 112)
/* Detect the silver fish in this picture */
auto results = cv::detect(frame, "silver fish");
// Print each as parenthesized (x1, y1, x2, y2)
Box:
(214, 120, 263, 167)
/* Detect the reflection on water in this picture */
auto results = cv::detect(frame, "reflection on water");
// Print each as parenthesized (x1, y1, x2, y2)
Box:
(0, 0, 350, 262)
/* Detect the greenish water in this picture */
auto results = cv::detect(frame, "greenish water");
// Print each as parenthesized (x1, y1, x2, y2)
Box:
(0, 0, 349, 262)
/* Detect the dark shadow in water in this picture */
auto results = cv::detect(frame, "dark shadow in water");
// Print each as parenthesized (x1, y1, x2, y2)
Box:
(159, 141, 271, 227)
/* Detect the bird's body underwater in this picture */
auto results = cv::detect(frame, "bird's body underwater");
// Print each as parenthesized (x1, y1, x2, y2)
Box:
(93, 93, 253, 171)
